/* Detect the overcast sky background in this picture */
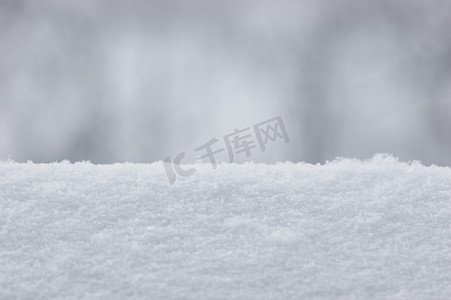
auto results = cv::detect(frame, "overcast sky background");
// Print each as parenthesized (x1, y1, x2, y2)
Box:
(1, 0, 450, 166)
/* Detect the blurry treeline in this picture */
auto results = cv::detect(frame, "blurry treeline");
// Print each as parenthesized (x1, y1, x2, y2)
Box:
(1, 0, 450, 165)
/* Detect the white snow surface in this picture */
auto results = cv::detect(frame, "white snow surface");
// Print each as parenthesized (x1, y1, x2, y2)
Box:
(1, 155, 451, 299)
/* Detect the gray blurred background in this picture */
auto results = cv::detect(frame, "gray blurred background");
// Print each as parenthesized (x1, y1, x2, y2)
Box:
(1, 0, 450, 166)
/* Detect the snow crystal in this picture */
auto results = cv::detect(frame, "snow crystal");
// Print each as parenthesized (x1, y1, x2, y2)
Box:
(0, 155, 450, 299)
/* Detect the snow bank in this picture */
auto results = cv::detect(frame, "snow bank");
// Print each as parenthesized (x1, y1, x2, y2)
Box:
(1, 155, 450, 299)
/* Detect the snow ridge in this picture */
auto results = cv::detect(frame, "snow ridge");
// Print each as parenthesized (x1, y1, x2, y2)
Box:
(1, 155, 450, 299)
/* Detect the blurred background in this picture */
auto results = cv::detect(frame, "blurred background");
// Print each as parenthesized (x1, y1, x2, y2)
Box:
(1, 0, 450, 166)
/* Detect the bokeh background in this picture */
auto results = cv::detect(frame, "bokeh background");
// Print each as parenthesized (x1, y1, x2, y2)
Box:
(1, 0, 450, 166)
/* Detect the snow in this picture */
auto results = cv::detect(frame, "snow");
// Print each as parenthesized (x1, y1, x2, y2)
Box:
(1, 154, 450, 299)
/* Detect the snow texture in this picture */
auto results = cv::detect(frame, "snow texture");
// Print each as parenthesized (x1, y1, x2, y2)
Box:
(1, 154, 450, 299)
